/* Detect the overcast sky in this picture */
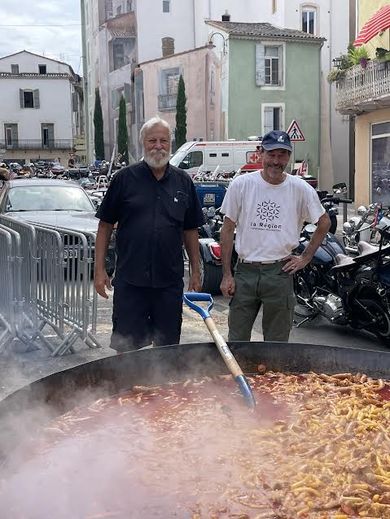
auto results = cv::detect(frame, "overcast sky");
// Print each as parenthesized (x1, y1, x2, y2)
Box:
(0, 0, 82, 74)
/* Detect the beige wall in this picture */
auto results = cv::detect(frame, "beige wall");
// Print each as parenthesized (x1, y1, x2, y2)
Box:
(140, 47, 221, 143)
(358, 0, 390, 59)
(355, 108, 390, 206)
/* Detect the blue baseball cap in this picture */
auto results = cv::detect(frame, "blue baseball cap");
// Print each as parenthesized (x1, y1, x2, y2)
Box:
(261, 130, 292, 152)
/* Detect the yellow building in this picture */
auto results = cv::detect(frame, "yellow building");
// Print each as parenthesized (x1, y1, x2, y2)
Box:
(336, 0, 390, 206)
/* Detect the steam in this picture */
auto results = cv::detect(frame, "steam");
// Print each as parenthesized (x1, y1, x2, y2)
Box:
(0, 378, 283, 518)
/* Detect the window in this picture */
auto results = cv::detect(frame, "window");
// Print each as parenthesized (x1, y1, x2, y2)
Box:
(19, 89, 40, 109)
(371, 122, 390, 206)
(265, 46, 280, 85)
(116, 5, 122, 15)
(158, 67, 180, 110)
(180, 151, 203, 169)
(262, 104, 284, 135)
(38, 64, 47, 74)
(11, 64, 19, 74)
(4, 124, 18, 148)
(163, 0, 170, 13)
(302, 7, 316, 35)
(255, 43, 284, 87)
(126, 0, 132, 11)
(41, 124, 54, 148)
(110, 38, 135, 70)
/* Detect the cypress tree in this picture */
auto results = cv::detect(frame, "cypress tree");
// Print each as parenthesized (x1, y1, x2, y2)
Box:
(117, 95, 129, 165)
(93, 88, 105, 160)
(175, 75, 187, 150)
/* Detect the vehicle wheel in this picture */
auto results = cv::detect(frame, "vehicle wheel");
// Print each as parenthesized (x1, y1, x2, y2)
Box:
(199, 255, 222, 295)
(356, 298, 390, 346)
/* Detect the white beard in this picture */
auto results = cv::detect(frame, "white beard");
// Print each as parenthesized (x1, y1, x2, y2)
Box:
(144, 150, 170, 169)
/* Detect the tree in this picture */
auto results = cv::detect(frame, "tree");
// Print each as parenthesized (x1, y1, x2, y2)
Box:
(93, 88, 105, 160)
(117, 95, 129, 165)
(175, 74, 187, 150)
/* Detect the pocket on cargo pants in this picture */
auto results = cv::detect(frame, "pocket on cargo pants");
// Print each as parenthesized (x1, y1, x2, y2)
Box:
(261, 264, 295, 342)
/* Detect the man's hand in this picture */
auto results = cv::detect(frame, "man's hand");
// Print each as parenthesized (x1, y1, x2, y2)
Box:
(220, 273, 235, 297)
(188, 271, 202, 292)
(94, 270, 112, 299)
(282, 254, 311, 275)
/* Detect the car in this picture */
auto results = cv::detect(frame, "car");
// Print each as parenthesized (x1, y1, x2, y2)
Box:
(0, 178, 115, 274)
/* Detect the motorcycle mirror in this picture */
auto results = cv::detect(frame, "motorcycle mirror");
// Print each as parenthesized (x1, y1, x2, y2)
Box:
(332, 182, 347, 195)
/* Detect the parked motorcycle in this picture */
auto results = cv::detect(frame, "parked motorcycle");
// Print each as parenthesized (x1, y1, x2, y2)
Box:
(294, 216, 390, 346)
(197, 206, 224, 294)
(342, 202, 384, 253)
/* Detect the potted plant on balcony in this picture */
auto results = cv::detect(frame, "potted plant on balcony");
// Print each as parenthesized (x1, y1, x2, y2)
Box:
(327, 53, 351, 83)
(348, 46, 370, 69)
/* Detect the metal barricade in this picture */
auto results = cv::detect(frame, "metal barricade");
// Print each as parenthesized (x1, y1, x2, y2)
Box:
(0, 226, 14, 349)
(0, 216, 102, 356)
(0, 218, 53, 352)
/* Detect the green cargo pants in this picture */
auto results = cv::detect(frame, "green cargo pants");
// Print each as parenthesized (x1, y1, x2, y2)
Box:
(228, 261, 295, 342)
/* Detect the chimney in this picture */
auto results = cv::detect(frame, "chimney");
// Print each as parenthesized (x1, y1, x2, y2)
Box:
(222, 10, 230, 21)
(162, 37, 175, 57)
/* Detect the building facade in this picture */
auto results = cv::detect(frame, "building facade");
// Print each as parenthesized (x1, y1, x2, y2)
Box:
(335, 0, 390, 206)
(0, 51, 84, 165)
(81, 0, 137, 162)
(137, 46, 221, 157)
(82, 0, 350, 186)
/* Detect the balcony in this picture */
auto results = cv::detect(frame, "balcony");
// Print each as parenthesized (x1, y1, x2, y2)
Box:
(335, 60, 390, 115)
(158, 94, 177, 111)
(0, 140, 74, 151)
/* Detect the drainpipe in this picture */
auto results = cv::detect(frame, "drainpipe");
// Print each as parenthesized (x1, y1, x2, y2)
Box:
(80, 0, 90, 162)
(192, 0, 196, 47)
(318, 41, 323, 186)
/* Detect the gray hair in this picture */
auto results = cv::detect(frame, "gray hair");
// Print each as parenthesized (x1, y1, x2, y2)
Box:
(139, 116, 171, 144)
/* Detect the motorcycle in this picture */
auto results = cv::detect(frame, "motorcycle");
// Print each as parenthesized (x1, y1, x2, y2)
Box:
(294, 216, 390, 346)
(197, 206, 224, 294)
(342, 202, 384, 253)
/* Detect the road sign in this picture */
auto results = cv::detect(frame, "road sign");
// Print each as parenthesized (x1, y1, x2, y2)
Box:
(287, 120, 305, 142)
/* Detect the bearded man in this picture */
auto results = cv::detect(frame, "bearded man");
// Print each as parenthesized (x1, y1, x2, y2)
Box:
(94, 116, 204, 352)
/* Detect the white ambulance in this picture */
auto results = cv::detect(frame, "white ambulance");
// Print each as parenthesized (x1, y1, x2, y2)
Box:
(169, 140, 262, 178)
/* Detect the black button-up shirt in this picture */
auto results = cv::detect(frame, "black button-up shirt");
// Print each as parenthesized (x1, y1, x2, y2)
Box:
(96, 161, 204, 287)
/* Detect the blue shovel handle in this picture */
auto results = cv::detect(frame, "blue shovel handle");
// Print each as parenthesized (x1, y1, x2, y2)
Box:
(183, 291, 213, 320)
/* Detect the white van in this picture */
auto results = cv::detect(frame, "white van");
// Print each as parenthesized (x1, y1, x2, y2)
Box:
(170, 140, 262, 178)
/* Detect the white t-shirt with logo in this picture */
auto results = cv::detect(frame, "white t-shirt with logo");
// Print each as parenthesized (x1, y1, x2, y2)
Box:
(220, 171, 325, 262)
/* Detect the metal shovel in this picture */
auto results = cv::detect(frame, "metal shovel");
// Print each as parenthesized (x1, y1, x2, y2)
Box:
(183, 292, 256, 408)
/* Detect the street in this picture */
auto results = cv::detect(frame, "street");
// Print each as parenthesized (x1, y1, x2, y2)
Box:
(0, 258, 387, 402)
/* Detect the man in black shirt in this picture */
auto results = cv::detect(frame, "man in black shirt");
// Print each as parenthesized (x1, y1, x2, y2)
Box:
(94, 116, 204, 352)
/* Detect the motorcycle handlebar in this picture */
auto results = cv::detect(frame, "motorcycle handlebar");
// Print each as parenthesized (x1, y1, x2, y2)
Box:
(321, 196, 353, 204)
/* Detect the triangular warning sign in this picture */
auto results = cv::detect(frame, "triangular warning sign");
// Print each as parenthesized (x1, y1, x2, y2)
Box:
(286, 120, 305, 142)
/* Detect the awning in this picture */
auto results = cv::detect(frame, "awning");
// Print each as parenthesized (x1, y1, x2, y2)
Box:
(354, 4, 390, 47)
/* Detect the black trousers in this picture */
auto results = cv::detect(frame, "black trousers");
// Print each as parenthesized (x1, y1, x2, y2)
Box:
(110, 281, 183, 352)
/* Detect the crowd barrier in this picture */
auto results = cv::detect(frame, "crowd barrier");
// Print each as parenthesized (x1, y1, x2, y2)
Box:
(0, 215, 101, 356)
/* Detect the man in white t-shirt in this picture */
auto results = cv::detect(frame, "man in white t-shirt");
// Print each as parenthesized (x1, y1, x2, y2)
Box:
(220, 130, 330, 342)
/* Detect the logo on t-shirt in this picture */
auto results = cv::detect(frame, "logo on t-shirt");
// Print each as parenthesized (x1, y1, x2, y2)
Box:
(251, 200, 282, 230)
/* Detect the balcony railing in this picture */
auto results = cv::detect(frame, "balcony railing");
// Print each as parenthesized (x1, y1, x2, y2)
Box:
(158, 94, 177, 111)
(0, 139, 74, 150)
(335, 60, 390, 115)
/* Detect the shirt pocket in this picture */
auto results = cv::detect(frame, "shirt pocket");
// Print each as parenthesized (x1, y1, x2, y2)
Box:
(167, 191, 189, 223)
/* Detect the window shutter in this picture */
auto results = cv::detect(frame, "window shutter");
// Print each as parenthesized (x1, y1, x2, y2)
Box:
(11, 124, 18, 142)
(48, 124, 54, 143)
(72, 92, 78, 112)
(255, 44, 265, 86)
(19, 89, 24, 108)
(33, 89, 40, 108)
(124, 82, 131, 102)
(278, 46, 283, 86)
